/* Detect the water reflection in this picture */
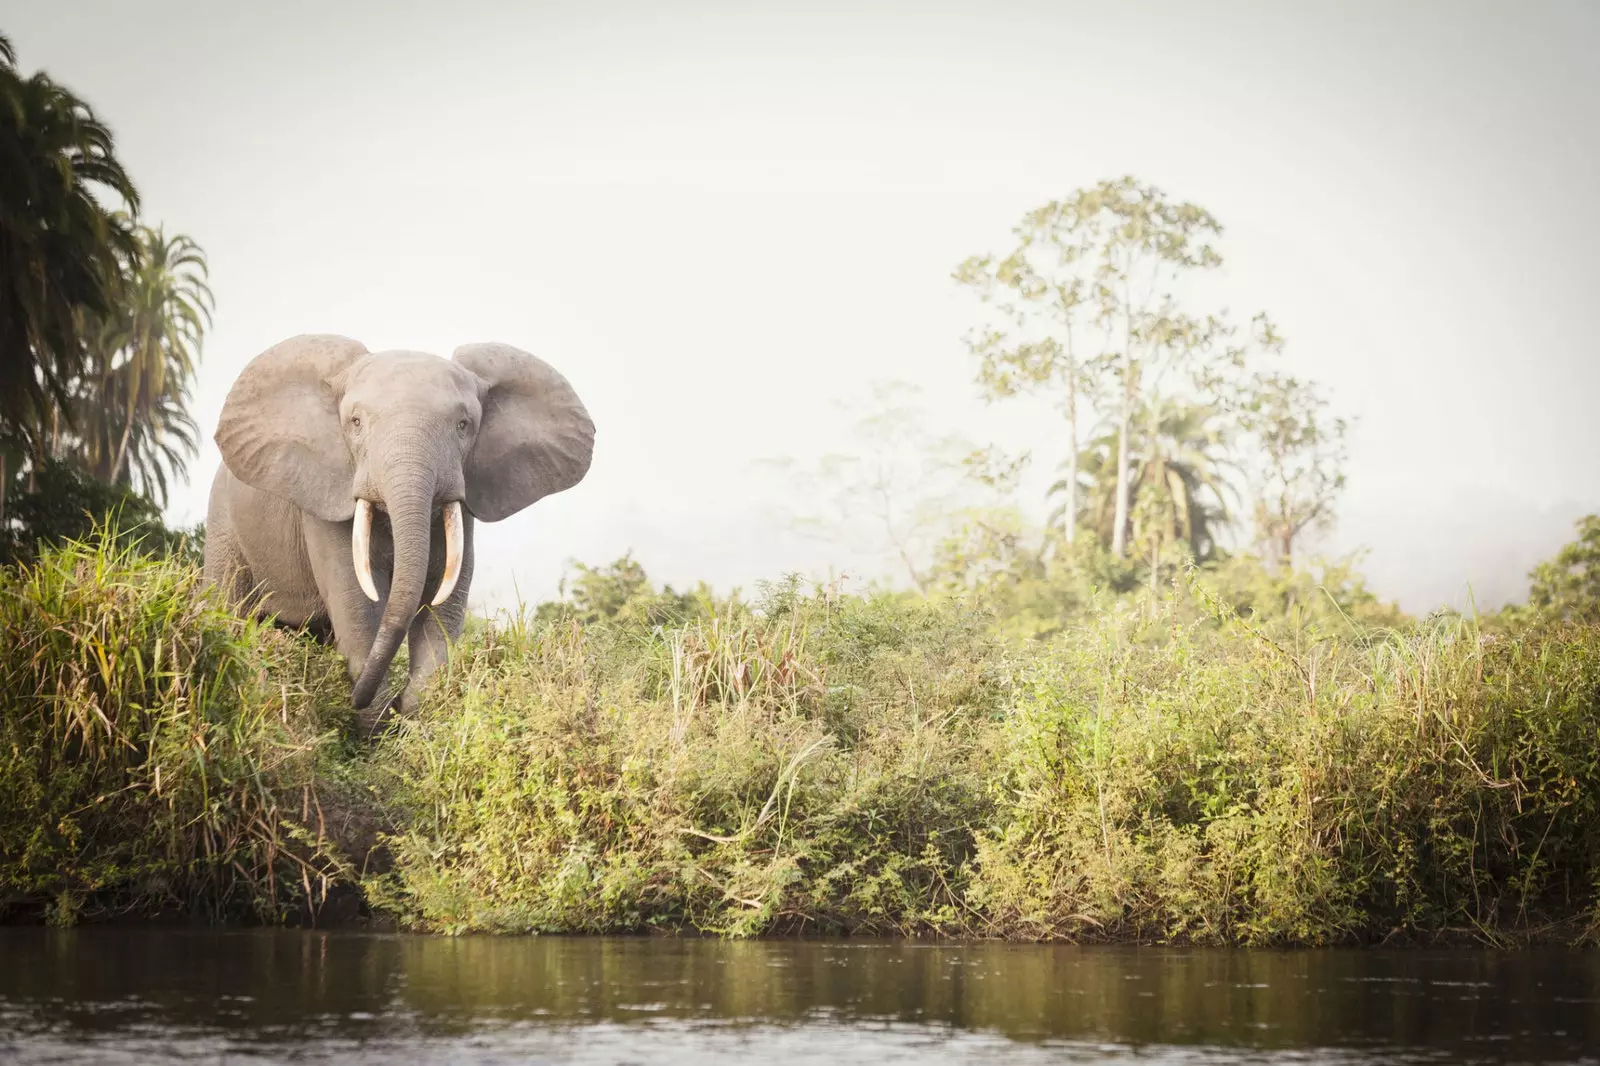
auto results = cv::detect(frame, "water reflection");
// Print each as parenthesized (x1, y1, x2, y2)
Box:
(0, 931, 1595, 1063)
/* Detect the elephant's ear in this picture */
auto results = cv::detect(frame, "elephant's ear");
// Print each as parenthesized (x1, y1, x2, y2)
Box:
(215, 334, 368, 521)
(453, 342, 594, 522)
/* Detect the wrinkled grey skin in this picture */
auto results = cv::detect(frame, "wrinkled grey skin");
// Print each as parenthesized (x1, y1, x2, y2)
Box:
(203, 334, 594, 730)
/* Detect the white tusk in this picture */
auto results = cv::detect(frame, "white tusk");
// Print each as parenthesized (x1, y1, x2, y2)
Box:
(351, 498, 380, 602)
(432, 501, 464, 607)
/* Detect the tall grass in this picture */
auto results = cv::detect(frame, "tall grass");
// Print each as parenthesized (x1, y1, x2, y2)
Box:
(969, 599, 1600, 945)
(0, 532, 352, 924)
(364, 580, 1005, 936)
(4, 535, 1598, 944)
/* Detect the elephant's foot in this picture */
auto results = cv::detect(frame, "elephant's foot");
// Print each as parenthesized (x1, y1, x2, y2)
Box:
(352, 673, 435, 740)
(355, 687, 406, 740)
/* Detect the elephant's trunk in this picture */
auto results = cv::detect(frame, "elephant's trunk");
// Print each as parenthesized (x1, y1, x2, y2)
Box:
(350, 464, 437, 710)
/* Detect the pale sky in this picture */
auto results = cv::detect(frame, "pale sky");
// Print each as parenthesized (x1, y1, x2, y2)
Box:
(9, 1, 1599, 613)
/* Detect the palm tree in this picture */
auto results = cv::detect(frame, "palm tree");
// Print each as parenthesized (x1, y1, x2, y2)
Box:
(69, 357, 202, 505)
(0, 32, 140, 517)
(61, 223, 211, 505)
(1130, 403, 1236, 564)
(1056, 402, 1237, 563)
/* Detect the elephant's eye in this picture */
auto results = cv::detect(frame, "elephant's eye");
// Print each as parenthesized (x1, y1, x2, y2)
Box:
(457, 419, 470, 434)
(350, 416, 361, 429)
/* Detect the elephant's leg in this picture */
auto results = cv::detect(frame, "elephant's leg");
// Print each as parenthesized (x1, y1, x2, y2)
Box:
(303, 514, 392, 731)
(201, 468, 257, 609)
(398, 515, 475, 715)
(401, 587, 470, 714)
(203, 527, 256, 609)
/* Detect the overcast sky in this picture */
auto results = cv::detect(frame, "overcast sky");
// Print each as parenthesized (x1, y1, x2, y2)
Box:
(9, 1, 1599, 613)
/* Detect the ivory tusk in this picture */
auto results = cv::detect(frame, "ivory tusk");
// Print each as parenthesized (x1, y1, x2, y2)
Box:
(432, 501, 464, 606)
(351, 498, 380, 602)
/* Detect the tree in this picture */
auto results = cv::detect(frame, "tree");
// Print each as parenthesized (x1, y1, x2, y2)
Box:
(533, 553, 714, 628)
(1129, 403, 1237, 584)
(1525, 515, 1600, 624)
(955, 209, 1107, 546)
(63, 222, 212, 504)
(1241, 372, 1350, 568)
(1065, 402, 1235, 567)
(957, 177, 1247, 559)
(0, 32, 141, 520)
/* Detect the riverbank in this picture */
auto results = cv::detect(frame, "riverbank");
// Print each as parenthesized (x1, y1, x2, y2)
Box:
(3, 535, 1598, 945)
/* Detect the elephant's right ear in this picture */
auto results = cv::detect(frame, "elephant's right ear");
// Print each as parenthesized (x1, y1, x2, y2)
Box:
(215, 334, 367, 521)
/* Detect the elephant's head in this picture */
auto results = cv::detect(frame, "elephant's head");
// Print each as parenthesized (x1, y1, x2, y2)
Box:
(215, 334, 594, 707)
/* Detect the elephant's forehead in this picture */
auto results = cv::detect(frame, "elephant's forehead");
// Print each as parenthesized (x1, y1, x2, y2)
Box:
(349, 351, 478, 398)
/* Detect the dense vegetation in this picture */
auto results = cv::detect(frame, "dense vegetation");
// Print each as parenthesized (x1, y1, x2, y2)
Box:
(3, 529, 1598, 946)
(2, 27, 1597, 946)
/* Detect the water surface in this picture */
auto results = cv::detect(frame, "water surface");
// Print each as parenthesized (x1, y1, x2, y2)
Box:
(0, 930, 1595, 1063)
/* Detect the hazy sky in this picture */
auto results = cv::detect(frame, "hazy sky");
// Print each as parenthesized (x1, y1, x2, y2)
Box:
(9, 1, 1599, 613)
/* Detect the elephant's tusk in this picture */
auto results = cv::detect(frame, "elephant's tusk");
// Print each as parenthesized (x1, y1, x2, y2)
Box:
(352, 499, 380, 602)
(433, 501, 464, 607)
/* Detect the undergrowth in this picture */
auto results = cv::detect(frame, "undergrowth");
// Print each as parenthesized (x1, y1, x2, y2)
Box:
(3, 534, 1598, 945)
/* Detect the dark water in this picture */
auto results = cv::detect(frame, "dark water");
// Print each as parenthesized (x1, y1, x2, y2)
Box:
(0, 931, 1596, 1064)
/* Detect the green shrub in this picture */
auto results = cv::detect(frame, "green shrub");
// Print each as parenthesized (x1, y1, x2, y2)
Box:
(1, 459, 202, 567)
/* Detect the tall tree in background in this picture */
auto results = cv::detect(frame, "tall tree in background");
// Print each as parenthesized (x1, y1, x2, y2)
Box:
(1241, 372, 1349, 568)
(1131, 402, 1237, 565)
(955, 208, 1106, 547)
(0, 32, 141, 520)
(1129, 402, 1236, 604)
(65, 222, 212, 504)
(956, 177, 1246, 558)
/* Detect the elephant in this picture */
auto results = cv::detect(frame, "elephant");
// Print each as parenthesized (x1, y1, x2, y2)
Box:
(203, 334, 594, 729)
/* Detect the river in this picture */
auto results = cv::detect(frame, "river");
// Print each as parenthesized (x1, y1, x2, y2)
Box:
(0, 931, 1595, 1063)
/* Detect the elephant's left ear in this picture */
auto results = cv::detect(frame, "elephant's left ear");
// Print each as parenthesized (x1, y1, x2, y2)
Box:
(453, 343, 595, 522)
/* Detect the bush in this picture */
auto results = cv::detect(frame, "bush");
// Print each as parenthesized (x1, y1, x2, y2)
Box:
(530, 553, 720, 629)
(1506, 513, 1600, 626)
(930, 512, 1405, 644)
(1, 459, 202, 566)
